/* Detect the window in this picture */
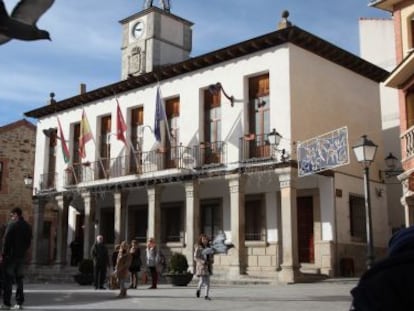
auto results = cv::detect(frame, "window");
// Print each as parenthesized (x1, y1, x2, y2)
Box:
(128, 206, 147, 243)
(248, 74, 270, 158)
(44, 129, 57, 190)
(0, 161, 3, 191)
(203, 90, 222, 165)
(165, 97, 180, 168)
(200, 200, 222, 239)
(245, 195, 265, 241)
(99, 115, 111, 178)
(130, 107, 144, 173)
(161, 203, 184, 243)
(100, 208, 115, 244)
(406, 88, 414, 129)
(350, 195, 366, 242)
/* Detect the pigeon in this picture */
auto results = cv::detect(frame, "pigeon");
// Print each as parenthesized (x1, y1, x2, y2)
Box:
(0, 0, 54, 45)
(201, 232, 234, 258)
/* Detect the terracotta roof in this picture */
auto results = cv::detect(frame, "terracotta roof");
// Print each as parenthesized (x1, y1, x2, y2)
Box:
(0, 119, 36, 133)
(24, 25, 389, 119)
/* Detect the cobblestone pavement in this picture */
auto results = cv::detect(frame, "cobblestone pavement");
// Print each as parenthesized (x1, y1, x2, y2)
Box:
(11, 280, 356, 311)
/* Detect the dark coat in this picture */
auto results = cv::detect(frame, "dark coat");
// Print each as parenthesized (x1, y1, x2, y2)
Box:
(90, 242, 109, 267)
(350, 251, 414, 310)
(2, 217, 32, 260)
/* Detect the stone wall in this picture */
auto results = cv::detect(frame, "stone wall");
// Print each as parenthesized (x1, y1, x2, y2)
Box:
(0, 119, 36, 226)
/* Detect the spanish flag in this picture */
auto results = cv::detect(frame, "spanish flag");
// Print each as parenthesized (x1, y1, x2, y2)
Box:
(79, 109, 93, 158)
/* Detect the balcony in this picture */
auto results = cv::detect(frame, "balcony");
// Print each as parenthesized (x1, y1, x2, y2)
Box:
(193, 141, 226, 168)
(239, 133, 278, 162)
(402, 126, 414, 159)
(39, 172, 57, 191)
(63, 145, 193, 186)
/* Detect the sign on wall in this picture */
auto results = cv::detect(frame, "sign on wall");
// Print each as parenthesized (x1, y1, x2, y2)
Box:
(297, 127, 350, 177)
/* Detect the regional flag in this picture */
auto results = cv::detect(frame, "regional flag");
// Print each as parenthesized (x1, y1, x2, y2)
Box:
(154, 86, 172, 143)
(79, 109, 93, 158)
(116, 100, 127, 145)
(57, 117, 70, 164)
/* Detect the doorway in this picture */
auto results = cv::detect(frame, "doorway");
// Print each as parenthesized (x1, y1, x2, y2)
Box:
(297, 196, 314, 263)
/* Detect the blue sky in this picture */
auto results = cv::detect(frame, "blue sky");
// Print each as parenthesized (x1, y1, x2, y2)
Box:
(0, 0, 390, 126)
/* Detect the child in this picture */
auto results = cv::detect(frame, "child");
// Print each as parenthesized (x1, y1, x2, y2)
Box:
(114, 241, 132, 298)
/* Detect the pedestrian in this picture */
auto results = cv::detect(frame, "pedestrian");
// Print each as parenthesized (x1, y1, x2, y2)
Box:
(69, 236, 82, 266)
(350, 225, 414, 310)
(146, 237, 159, 289)
(112, 244, 120, 270)
(128, 239, 141, 289)
(90, 235, 109, 290)
(114, 241, 132, 298)
(1, 207, 32, 310)
(194, 233, 213, 300)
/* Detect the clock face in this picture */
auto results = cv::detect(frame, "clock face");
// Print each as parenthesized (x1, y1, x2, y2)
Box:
(132, 21, 144, 39)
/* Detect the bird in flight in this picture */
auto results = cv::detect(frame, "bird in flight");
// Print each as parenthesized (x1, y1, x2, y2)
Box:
(0, 0, 54, 45)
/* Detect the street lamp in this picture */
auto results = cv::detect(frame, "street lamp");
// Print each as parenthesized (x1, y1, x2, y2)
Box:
(352, 135, 378, 269)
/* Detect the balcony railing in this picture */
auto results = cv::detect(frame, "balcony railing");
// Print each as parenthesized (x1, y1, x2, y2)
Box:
(64, 145, 193, 186)
(239, 133, 278, 162)
(193, 141, 226, 168)
(402, 126, 414, 159)
(39, 172, 57, 191)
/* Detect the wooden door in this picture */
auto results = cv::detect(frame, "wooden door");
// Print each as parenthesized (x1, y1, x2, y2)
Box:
(297, 196, 314, 263)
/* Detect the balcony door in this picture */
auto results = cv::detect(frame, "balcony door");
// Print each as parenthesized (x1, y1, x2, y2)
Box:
(203, 89, 222, 164)
(248, 73, 270, 158)
(165, 97, 180, 169)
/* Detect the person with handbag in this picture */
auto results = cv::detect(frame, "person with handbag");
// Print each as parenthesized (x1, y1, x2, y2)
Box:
(128, 239, 142, 289)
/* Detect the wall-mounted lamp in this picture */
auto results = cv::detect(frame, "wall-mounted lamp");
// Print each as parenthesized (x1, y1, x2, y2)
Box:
(24, 175, 33, 186)
(381, 152, 404, 178)
(267, 128, 289, 162)
(42, 128, 57, 138)
(208, 82, 234, 107)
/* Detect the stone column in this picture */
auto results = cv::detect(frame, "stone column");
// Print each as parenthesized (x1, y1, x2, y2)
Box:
(30, 197, 45, 268)
(82, 191, 92, 259)
(278, 169, 301, 283)
(184, 180, 200, 273)
(54, 195, 65, 267)
(147, 185, 161, 244)
(114, 191, 122, 245)
(227, 174, 246, 276)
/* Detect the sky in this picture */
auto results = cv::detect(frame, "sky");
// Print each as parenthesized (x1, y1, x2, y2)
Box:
(0, 0, 390, 126)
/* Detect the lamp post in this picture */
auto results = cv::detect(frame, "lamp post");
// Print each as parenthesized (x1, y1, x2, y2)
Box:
(352, 135, 378, 269)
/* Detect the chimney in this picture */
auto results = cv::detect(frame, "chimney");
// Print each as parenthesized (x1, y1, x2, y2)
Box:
(278, 10, 292, 30)
(48, 92, 56, 105)
(80, 83, 87, 94)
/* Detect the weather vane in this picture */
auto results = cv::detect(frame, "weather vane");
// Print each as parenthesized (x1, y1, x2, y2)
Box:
(143, 0, 170, 12)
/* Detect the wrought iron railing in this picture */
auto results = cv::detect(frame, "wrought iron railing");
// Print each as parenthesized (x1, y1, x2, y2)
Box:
(239, 133, 277, 161)
(193, 141, 226, 167)
(39, 172, 58, 191)
(63, 145, 193, 186)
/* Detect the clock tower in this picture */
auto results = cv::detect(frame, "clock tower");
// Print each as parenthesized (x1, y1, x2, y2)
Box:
(120, 6, 193, 79)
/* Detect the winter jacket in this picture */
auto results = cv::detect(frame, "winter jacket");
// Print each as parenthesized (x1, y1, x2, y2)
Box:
(116, 250, 132, 280)
(2, 217, 32, 260)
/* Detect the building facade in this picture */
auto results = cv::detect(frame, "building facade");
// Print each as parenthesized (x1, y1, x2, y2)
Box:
(370, 0, 414, 227)
(25, 6, 390, 282)
(359, 18, 404, 233)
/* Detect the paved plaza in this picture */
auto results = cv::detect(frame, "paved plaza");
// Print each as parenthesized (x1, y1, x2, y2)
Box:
(15, 280, 356, 311)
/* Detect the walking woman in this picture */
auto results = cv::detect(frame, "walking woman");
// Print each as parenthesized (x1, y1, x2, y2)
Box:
(129, 239, 142, 289)
(194, 233, 214, 300)
(115, 241, 132, 298)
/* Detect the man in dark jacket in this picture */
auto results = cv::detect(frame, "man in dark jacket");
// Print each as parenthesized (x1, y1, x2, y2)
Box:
(350, 226, 414, 310)
(90, 235, 109, 290)
(1, 207, 32, 310)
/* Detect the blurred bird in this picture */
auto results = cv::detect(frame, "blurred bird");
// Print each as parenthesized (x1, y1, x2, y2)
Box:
(0, 0, 54, 45)
(201, 232, 234, 258)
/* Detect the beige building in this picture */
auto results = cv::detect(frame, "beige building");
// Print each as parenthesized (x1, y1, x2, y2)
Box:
(25, 6, 391, 282)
